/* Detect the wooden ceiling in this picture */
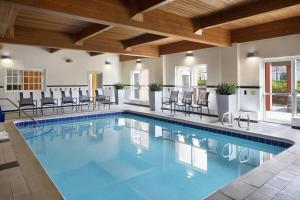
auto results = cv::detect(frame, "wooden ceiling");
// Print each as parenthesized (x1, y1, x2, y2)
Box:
(1, 0, 300, 61)
(158, 0, 249, 18)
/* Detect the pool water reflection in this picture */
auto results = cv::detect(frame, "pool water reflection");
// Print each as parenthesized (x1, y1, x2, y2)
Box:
(19, 114, 283, 200)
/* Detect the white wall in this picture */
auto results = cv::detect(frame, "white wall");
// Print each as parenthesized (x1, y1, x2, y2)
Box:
(121, 57, 163, 84)
(239, 34, 300, 86)
(238, 35, 300, 119)
(121, 34, 300, 120)
(0, 44, 121, 110)
(2, 34, 300, 118)
(163, 47, 222, 86)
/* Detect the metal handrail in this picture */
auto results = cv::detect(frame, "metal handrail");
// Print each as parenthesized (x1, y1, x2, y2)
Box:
(0, 97, 40, 126)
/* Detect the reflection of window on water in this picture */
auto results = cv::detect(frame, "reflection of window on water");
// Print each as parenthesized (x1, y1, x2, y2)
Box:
(175, 136, 208, 173)
(129, 119, 150, 155)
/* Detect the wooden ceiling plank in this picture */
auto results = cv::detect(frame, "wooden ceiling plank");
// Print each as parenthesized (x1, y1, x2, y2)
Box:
(47, 48, 60, 53)
(159, 41, 212, 55)
(3, 0, 231, 47)
(232, 16, 300, 43)
(122, 33, 166, 50)
(193, 0, 300, 32)
(119, 55, 145, 62)
(0, 26, 159, 57)
(88, 52, 103, 56)
(0, 3, 18, 38)
(73, 24, 112, 45)
(129, 0, 175, 21)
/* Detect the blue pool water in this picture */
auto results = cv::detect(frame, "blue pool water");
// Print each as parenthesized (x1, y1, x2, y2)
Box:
(18, 114, 285, 200)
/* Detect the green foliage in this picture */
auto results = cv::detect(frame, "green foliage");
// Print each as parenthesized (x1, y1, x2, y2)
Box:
(150, 83, 162, 91)
(197, 80, 207, 86)
(216, 82, 237, 95)
(297, 81, 300, 91)
(114, 83, 125, 90)
(272, 80, 287, 93)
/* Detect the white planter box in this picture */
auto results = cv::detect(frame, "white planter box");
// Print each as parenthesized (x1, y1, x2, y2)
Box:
(149, 91, 162, 111)
(216, 94, 237, 121)
(115, 89, 125, 105)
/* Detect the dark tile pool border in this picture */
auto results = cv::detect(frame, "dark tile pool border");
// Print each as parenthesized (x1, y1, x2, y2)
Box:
(14, 111, 292, 149)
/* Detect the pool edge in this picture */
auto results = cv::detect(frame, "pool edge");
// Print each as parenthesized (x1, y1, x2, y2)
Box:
(3, 121, 64, 200)
(8, 109, 299, 200)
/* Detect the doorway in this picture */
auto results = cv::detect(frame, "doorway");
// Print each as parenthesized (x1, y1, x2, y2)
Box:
(130, 70, 149, 101)
(263, 59, 296, 124)
(88, 72, 103, 97)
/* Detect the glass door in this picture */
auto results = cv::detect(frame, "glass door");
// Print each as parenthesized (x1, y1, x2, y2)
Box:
(131, 71, 141, 99)
(264, 61, 293, 123)
(295, 59, 300, 116)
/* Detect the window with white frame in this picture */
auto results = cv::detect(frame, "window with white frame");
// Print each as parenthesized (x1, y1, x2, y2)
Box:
(175, 65, 207, 87)
(130, 70, 149, 101)
(5, 69, 44, 91)
(175, 66, 191, 87)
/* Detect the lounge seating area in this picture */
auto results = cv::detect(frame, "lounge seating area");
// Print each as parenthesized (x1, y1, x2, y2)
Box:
(161, 89, 210, 117)
(17, 88, 113, 117)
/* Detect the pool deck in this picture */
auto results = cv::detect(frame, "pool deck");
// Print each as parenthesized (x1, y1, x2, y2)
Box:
(1, 104, 300, 200)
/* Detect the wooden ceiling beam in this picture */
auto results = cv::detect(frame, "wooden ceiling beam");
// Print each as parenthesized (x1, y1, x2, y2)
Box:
(193, 0, 300, 32)
(2, 0, 231, 47)
(159, 41, 212, 55)
(119, 55, 145, 62)
(232, 16, 300, 43)
(0, 26, 159, 57)
(73, 24, 112, 45)
(122, 33, 166, 50)
(47, 48, 60, 53)
(129, 0, 175, 21)
(0, 3, 18, 38)
(88, 52, 103, 56)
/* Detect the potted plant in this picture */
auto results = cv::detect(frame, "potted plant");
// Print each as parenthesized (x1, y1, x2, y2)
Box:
(216, 82, 238, 121)
(149, 83, 163, 111)
(114, 83, 125, 105)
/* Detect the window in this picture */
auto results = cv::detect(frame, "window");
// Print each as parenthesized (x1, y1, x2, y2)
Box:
(175, 65, 207, 87)
(130, 70, 149, 101)
(195, 64, 207, 86)
(132, 71, 141, 99)
(175, 66, 191, 87)
(5, 69, 44, 91)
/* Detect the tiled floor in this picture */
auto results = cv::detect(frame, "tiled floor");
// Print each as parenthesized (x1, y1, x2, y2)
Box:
(1, 104, 300, 200)
(0, 124, 32, 200)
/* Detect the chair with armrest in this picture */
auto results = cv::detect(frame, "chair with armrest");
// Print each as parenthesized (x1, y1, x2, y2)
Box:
(18, 92, 37, 117)
(190, 91, 210, 118)
(162, 90, 179, 114)
(175, 90, 193, 116)
(78, 88, 94, 111)
(40, 89, 58, 115)
(60, 88, 77, 113)
(95, 88, 112, 109)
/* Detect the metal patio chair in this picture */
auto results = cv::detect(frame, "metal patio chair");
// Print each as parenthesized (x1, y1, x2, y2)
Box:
(18, 92, 37, 117)
(175, 90, 193, 116)
(40, 89, 58, 115)
(162, 90, 179, 114)
(95, 88, 112, 109)
(190, 91, 210, 118)
(60, 88, 77, 113)
(78, 88, 94, 111)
